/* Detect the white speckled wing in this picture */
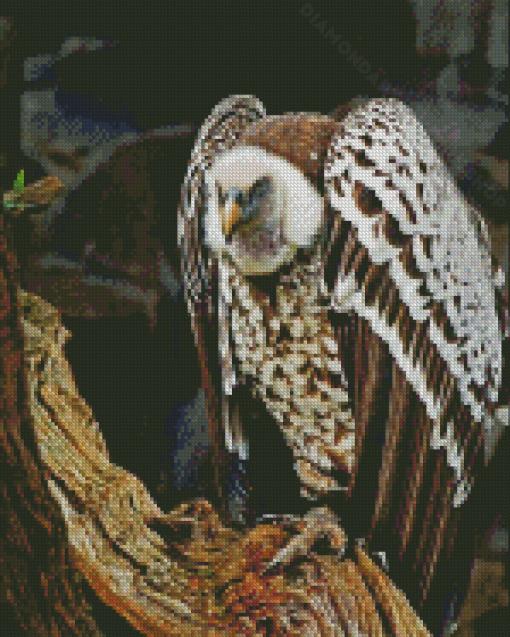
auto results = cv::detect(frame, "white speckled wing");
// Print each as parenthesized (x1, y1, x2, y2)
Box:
(178, 96, 266, 468)
(324, 97, 503, 429)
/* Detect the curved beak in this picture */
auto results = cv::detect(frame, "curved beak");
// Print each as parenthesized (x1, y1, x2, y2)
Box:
(222, 200, 242, 239)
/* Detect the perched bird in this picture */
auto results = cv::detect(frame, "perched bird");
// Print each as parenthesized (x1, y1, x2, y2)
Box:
(178, 95, 507, 629)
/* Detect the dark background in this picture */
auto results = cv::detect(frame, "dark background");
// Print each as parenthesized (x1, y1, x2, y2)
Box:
(5, 1, 418, 130)
(1, 3, 506, 635)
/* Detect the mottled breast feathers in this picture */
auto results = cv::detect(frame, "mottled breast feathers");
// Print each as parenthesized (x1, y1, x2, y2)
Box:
(178, 94, 505, 511)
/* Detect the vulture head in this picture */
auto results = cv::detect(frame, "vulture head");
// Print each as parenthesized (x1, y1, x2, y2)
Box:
(204, 145, 324, 275)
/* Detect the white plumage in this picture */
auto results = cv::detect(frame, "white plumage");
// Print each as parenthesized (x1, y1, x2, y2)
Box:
(204, 145, 323, 275)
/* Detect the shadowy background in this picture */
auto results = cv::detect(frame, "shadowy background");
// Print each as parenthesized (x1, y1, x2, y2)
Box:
(0, 2, 507, 635)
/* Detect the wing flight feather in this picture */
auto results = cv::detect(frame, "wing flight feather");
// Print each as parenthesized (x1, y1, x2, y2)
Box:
(324, 98, 503, 449)
(178, 96, 266, 515)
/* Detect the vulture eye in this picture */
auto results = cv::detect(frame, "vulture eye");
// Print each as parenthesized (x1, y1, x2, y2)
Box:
(248, 176, 271, 206)
(217, 184, 227, 206)
(241, 176, 271, 222)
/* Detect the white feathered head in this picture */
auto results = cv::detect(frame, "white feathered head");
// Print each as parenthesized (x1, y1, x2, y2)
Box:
(204, 146, 324, 274)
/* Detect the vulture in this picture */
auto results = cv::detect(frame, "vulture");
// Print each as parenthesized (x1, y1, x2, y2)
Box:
(178, 95, 507, 629)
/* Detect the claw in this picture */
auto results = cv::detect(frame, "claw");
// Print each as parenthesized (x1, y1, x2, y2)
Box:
(261, 506, 347, 575)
